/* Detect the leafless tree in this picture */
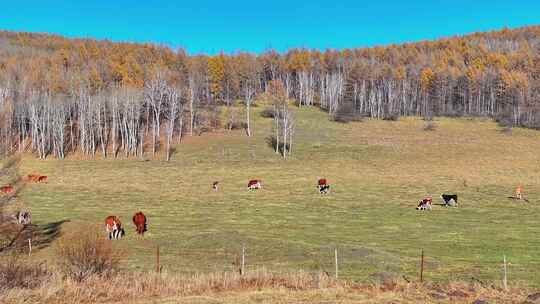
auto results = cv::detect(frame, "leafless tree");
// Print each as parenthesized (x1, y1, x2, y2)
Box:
(165, 86, 184, 161)
(243, 81, 255, 137)
(144, 70, 168, 156)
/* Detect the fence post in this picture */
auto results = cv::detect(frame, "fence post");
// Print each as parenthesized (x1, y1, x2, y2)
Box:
(420, 249, 424, 283)
(503, 255, 508, 290)
(156, 245, 160, 274)
(241, 244, 245, 275)
(28, 239, 32, 256)
(335, 248, 338, 279)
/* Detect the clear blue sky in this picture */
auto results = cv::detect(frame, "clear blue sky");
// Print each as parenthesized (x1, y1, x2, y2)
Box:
(0, 1, 539, 54)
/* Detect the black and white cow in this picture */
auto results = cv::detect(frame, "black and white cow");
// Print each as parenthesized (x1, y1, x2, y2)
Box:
(441, 194, 458, 207)
(319, 184, 330, 194)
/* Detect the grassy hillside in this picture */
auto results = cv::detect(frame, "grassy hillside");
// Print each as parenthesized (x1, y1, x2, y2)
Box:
(6, 106, 540, 287)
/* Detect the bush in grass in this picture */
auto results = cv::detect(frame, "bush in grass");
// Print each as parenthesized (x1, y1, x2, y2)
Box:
(0, 254, 51, 289)
(382, 113, 400, 121)
(260, 107, 276, 118)
(56, 226, 123, 282)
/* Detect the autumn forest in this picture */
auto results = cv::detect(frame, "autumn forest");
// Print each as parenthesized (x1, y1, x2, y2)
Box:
(0, 26, 539, 159)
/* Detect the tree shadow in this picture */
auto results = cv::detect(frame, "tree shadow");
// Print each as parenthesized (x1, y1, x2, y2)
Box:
(167, 147, 177, 160)
(0, 219, 69, 253)
(31, 220, 70, 249)
(265, 136, 289, 156)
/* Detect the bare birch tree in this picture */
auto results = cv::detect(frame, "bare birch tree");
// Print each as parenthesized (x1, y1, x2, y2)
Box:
(165, 86, 184, 161)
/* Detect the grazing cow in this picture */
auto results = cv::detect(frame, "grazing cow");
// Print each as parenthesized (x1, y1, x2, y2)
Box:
(0, 185, 14, 194)
(132, 212, 147, 236)
(317, 178, 330, 194)
(13, 210, 31, 225)
(416, 197, 433, 210)
(516, 185, 523, 200)
(37, 176, 48, 183)
(212, 181, 219, 191)
(441, 194, 458, 207)
(105, 215, 125, 240)
(26, 174, 40, 182)
(248, 179, 262, 190)
(319, 184, 330, 194)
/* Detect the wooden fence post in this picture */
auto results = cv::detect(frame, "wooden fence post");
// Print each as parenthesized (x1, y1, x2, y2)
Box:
(156, 245, 160, 274)
(335, 248, 338, 279)
(241, 244, 245, 275)
(28, 239, 32, 256)
(503, 255, 508, 290)
(420, 249, 424, 283)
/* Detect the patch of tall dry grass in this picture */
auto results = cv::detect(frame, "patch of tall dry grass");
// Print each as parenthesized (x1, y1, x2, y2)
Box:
(0, 264, 533, 304)
(55, 226, 123, 282)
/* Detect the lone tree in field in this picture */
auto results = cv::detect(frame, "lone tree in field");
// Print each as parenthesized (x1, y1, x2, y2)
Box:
(267, 80, 295, 158)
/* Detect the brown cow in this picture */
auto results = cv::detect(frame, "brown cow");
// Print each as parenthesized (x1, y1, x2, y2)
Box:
(37, 176, 48, 183)
(212, 181, 219, 191)
(105, 215, 125, 239)
(132, 212, 147, 236)
(247, 179, 262, 190)
(416, 197, 433, 210)
(26, 174, 40, 182)
(0, 185, 14, 195)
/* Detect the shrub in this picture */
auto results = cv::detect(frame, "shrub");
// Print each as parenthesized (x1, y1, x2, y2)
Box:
(332, 112, 363, 123)
(331, 102, 363, 123)
(225, 121, 247, 130)
(0, 254, 50, 289)
(56, 226, 123, 282)
(382, 113, 399, 121)
(260, 107, 276, 118)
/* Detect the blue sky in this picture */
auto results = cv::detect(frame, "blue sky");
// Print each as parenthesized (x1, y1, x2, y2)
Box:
(0, 1, 539, 54)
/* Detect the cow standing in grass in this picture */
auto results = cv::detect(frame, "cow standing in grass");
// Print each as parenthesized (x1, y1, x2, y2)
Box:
(516, 185, 523, 200)
(416, 197, 433, 210)
(248, 179, 262, 190)
(0, 185, 13, 195)
(37, 176, 48, 183)
(441, 194, 458, 207)
(317, 178, 330, 194)
(105, 215, 125, 240)
(212, 181, 219, 191)
(132, 212, 147, 236)
(26, 174, 39, 182)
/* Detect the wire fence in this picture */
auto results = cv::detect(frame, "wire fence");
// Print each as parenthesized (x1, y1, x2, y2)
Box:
(122, 240, 540, 288)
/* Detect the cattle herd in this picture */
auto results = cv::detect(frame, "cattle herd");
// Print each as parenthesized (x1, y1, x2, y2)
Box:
(0, 174, 48, 195)
(0, 174, 528, 239)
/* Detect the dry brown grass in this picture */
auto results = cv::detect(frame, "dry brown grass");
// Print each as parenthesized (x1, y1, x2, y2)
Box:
(55, 225, 124, 282)
(0, 267, 533, 304)
(0, 254, 51, 290)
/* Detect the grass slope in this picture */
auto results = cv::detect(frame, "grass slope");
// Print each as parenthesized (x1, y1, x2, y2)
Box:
(8, 107, 540, 287)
